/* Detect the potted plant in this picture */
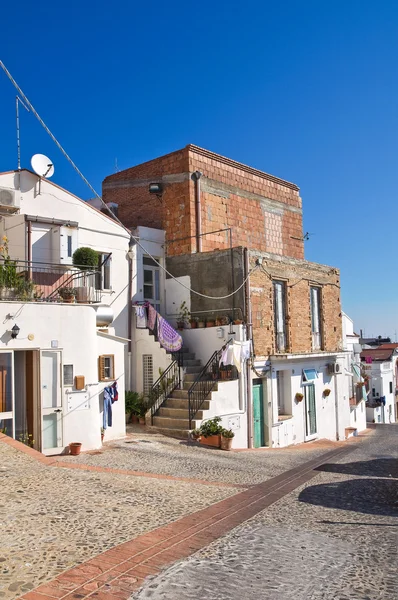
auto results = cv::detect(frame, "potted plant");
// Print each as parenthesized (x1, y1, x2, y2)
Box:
(234, 319, 243, 325)
(220, 428, 234, 451)
(72, 247, 99, 302)
(191, 428, 201, 440)
(199, 417, 223, 448)
(176, 300, 190, 330)
(59, 287, 77, 303)
(206, 318, 215, 327)
(101, 427, 105, 442)
(125, 391, 142, 424)
(323, 388, 331, 397)
(295, 392, 304, 402)
(69, 442, 82, 456)
(189, 316, 198, 329)
(197, 318, 206, 328)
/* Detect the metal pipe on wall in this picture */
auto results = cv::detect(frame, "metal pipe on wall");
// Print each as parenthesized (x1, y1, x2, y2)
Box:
(193, 171, 203, 253)
(244, 247, 254, 449)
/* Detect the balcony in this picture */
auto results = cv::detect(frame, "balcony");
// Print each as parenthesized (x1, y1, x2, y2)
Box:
(0, 259, 102, 303)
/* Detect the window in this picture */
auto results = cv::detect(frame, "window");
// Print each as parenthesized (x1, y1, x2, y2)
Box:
(372, 388, 376, 397)
(98, 355, 115, 381)
(143, 355, 153, 397)
(310, 287, 322, 350)
(143, 256, 160, 312)
(389, 381, 393, 394)
(303, 368, 318, 383)
(97, 254, 112, 290)
(63, 364, 74, 386)
(276, 371, 285, 415)
(67, 235, 72, 258)
(273, 281, 287, 352)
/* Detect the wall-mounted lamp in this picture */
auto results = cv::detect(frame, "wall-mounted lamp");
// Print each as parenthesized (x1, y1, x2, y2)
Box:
(11, 324, 20, 339)
(149, 183, 163, 195)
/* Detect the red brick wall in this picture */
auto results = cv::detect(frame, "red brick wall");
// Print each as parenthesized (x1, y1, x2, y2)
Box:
(248, 253, 342, 358)
(103, 145, 304, 259)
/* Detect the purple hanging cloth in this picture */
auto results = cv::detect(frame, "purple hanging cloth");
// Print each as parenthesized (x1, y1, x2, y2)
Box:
(157, 315, 183, 352)
(147, 304, 157, 331)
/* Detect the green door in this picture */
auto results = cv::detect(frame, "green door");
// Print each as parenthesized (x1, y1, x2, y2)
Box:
(253, 380, 265, 448)
(305, 384, 317, 436)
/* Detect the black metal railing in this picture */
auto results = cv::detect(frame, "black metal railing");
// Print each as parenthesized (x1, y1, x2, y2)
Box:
(149, 359, 181, 424)
(188, 339, 237, 428)
(0, 259, 102, 303)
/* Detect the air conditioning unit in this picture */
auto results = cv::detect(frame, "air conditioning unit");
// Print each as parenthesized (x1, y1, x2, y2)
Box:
(328, 362, 341, 375)
(0, 188, 20, 211)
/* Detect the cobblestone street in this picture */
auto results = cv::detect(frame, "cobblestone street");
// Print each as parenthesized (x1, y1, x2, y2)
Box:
(131, 425, 398, 600)
(1, 426, 396, 600)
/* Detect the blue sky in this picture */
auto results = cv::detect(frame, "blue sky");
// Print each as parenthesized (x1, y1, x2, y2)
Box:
(1, 1, 397, 337)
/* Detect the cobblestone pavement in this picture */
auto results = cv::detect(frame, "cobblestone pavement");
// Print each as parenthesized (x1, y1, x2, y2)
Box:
(132, 425, 398, 600)
(58, 427, 345, 485)
(0, 442, 237, 600)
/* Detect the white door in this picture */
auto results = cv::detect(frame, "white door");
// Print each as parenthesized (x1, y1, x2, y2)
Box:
(143, 256, 161, 312)
(41, 351, 63, 454)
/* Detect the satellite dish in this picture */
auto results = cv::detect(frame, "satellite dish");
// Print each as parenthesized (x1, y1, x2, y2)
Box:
(31, 154, 54, 178)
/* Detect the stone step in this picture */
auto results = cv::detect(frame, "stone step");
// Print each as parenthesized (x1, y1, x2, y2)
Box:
(146, 425, 190, 440)
(164, 397, 211, 410)
(170, 389, 189, 399)
(157, 407, 204, 420)
(183, 359, 201, 367)
(183, 379, 218, 390)
(153, 416, 191, 429)
(184, 365, 203, 374)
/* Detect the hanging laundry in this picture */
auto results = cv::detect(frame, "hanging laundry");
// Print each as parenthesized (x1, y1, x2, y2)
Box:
(231, 340, 252, 372)
(219, 343, 234, 367)
(241, 340, 252, 360)
(147, 304, 157, 331)
(134, 305, 147, 329)
(103, 387, 113, 429)
(111, 381, 118, 402)
(157, 315, 183, 352)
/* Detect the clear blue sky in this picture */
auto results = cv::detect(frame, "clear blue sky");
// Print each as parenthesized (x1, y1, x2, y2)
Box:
(1, 1, 397, 338)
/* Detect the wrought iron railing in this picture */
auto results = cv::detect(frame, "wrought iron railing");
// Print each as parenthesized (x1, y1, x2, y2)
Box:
(149, 359, 181, 424)
(188, 339, 237, 428)
(0, 259, 102, 303)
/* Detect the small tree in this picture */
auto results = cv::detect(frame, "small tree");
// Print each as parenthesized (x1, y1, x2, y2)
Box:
(72, 247, 99, 271)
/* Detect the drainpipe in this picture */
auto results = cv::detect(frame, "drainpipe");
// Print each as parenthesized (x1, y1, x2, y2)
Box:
(193, 171, 203, 253)
(244, 247, 254, 449)
(127, 238, 134, 390)
(333, 371, 340, 440)
(27, 221, 32, 279)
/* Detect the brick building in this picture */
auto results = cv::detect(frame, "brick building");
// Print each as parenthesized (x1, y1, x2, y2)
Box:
(103, 145, 350, 449)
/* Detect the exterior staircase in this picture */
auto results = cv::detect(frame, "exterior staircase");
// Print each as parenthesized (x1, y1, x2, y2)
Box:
(150, 346, 215, 439)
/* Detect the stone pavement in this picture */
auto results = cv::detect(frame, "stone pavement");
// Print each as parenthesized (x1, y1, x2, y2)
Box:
(57, 426, 344, 485)
(131, 424, 398, 600)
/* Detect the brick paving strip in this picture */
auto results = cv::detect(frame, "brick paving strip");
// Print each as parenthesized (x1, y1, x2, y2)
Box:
(0, 432, 357, 600)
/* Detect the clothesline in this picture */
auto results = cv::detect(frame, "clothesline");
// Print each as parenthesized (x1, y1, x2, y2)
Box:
(220, 340, 251, 372)
(133, 303, 183, 353)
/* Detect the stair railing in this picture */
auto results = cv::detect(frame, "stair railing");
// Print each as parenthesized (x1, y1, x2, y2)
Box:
(188, 339, 235, 428)
(149, 359, 181, 424)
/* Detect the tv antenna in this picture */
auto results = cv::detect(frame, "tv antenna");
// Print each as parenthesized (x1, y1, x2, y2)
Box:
(16, 96, 30, 170)
(31, 153, 54, 194)
(290, 232, 314, 242)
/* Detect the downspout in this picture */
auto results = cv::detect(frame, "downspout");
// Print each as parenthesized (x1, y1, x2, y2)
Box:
(333, 372, 340, 440)
(193, 171, 203, 253)
(244, 247, 254, 449)
(127, 239, 134, 390)
(27, 220, 32, 279)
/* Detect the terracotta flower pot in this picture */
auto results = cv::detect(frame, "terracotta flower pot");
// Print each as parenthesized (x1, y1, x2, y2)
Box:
(131, 414, 139, 424)
(190, 321, 197, 329)
(199, 434, 221, 448)
(139, 417, 146, 425)
(198, 321, 205, 328)
(221, 436, 233, 451)
(101, 433, 104, 443)
(63, 296, 75, 304)
(69, 442, 82, 456)
(206, 321, 215, 328)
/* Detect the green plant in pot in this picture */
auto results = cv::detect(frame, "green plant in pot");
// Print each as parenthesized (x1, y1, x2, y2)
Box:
(199, 417, 223, 448)
(220, 428, 234, 451)
(72, 247, 99, 302)
(59, 287, 77, 302)
(125, 391, 145, 423)
(176, 301, 190, 330)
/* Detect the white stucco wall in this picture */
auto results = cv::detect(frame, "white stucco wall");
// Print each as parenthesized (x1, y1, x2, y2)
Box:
(131, 326, 172, 395)
(0, 301, 126, 452)
(181, 325, 245, 364)
(266, 354, 349, 447)
(0, 170, 131, 340)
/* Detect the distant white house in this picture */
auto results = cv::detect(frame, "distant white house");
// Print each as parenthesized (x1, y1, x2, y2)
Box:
(342, 312, 367, 435)
(361, 344, 397, 424)
(0, 169, 131, 454)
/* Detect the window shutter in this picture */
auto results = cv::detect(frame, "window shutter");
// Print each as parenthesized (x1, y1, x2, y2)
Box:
(98, 356, 105, 381)
(109, 355, 115, 379)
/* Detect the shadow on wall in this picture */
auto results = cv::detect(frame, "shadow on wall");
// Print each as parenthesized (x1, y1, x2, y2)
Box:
(298, 476, 398, 518)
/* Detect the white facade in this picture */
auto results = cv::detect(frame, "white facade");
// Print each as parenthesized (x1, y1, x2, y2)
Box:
(342, 312, 367, 434)
(363, 358, 397, 424)
(0, 169, 131, 453)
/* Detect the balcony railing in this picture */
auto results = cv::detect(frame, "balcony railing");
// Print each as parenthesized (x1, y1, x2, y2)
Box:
(0, 259, 102, 303)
